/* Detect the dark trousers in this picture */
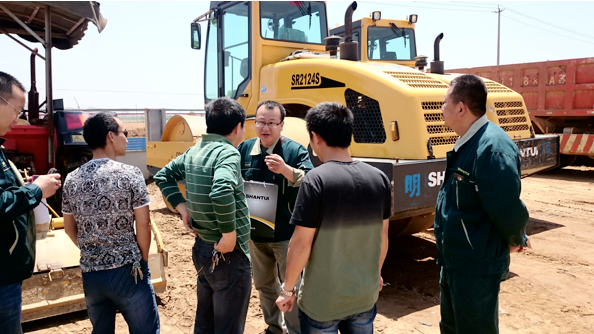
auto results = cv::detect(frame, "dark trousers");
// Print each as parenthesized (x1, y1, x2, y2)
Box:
(439, 267, 501, 334)
(0, 283, 23, 334)
(82, 260, 160, 334)
(191, 238, 252, 334)
(298, 305, 376, 334)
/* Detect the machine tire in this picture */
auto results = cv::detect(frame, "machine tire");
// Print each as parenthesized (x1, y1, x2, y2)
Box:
(579, 155, 594, 167)
(559, 154, 577, 168)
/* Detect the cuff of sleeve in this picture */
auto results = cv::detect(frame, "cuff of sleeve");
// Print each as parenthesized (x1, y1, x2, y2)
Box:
(166, 193, 186, 209)
(218, 222, 237, 234)
(25, 184, 42, 205)
(521, 234, 529, 247)
(288, 168, 305, 187)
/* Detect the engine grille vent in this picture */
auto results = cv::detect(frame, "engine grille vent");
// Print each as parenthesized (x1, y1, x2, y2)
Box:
(427, 125, 455, 134)
(498, 116, 528, 124)
(493, 100, 529, 133)
(494, 101, 523, 108)
(429, 136, 459, 146)
(485, 81, 514, 93)
(385, 72, 449, 89)
(421, 102, 457, 145)
(344, 89, 386, 144)
(424, 113, 444, 122)
(421, 101, 444, 110)
(501, 124, 530, 132)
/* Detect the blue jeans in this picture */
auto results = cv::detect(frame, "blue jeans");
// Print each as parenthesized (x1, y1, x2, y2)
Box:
(439, 267, 501, 334)
(82, 260, 160, 334)
(192, 237, 252, 334)
(298, 305, 377, 334)
(0, 283, 23, 334)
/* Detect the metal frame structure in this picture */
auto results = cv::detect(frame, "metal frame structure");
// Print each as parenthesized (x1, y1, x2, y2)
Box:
(0, 1, 106, 165)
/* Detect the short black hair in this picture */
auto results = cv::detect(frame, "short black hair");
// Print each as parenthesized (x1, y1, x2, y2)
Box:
(305, 102, 353, 148)
(205, 97, 246, 135)
(83, 111, 119, 150)
(0, 72, 26, 103)
(256, 100, 286, 121)
(450, 74, 487, 117)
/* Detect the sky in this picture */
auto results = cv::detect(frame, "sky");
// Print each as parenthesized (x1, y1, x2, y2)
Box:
(1, 1, 593, 110)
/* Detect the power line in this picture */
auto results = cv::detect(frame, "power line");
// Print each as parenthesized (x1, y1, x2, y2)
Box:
(359, 1, 493, 13)
(363, 1, 594, 42)
(453, 1, 501, 7)
(505, 7, 594, 40)
(502, 14, 594, 46)
(414, 1, 498, 9)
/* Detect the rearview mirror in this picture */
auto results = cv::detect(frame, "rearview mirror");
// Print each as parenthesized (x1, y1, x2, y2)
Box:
(191, 22, 201, 50)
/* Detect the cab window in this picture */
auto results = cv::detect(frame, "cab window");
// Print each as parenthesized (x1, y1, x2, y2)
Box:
(368, 26, 416, 61)
(260, 1, 328, 44)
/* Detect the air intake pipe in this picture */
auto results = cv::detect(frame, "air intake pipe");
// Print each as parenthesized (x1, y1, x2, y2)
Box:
(430, 33, 444, 74)
(28, 49, 40, 122)
(340, 1, 359, 61)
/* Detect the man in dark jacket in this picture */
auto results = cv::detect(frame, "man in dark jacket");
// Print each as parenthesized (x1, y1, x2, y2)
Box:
(0, 72, 61, 333)
(237, 101, 313, 334)
(434, 74, 531, 334)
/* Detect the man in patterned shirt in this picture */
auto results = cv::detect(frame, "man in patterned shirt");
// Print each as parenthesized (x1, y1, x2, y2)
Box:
(155, 97, 251, 334)
(62, 112, 159, 334)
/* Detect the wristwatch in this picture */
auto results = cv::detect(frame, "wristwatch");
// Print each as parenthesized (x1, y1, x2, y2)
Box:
(280, 283, 295, 297)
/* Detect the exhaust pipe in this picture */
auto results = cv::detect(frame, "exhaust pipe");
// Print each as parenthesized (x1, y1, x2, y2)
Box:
(344, 1, 357, 43)
(430, 33, 444, 74)
(28, 48, 40, 122)
(340, 1, 359, 61)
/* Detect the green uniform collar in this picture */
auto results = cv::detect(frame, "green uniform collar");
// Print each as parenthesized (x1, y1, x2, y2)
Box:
(249, 136, 281, 156)
(454, 114, 489, 152)
(201, 133, 234, 146)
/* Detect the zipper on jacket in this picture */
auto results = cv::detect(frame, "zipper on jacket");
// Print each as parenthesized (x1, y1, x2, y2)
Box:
(9, 221, 19, 254)
(456, 181, 459, 209)
(461, 219, 474, 250)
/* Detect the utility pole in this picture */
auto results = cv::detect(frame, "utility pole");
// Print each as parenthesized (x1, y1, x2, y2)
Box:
(494, 5, 504, 65)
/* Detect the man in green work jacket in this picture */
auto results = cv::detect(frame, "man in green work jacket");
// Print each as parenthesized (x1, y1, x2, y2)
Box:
(0, 72, 61, 333)
(434, 74, 531, 334)
(237, 101, 313, 334)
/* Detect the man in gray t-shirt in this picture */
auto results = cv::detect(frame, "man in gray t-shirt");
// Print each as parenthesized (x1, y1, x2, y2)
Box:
(62, 112, 159, 334)
(276, 102, 391, 332)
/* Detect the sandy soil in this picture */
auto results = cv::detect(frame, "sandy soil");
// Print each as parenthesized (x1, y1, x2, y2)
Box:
(123, 123, 146, 138)
(23, 165, 594, 334)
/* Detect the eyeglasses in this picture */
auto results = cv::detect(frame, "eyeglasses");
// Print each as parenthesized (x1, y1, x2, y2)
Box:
(113, 130, 128, 138)
(255, 121, 282, 128)
(0, 95, 24, 118)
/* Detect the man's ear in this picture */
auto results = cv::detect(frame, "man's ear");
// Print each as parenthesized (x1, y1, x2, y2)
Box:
(311, 131, 321, 145)
(458, 101, 468, 117)
(106, 132, 114, 143)
(234, 122, 243, 135)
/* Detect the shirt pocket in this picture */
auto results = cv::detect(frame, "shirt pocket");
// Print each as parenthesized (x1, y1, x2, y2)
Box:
(450, 169, 480, 210)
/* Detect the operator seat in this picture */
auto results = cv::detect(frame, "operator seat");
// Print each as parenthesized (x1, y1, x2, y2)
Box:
(240, 58, 249, 79)
(382, 51, 397, 60)
(278, 27, 307, 42)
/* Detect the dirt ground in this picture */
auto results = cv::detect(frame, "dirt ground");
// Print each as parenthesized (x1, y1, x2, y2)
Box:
(124, 122, 146, 138)
(23, 165, 594, 334)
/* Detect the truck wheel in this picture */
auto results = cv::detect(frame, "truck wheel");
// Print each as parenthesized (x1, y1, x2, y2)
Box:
(579, 155, 594, 167)
(559, 154, 577, 168)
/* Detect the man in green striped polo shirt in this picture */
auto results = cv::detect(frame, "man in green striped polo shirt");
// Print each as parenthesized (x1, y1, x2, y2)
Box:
(155, 97, 251, 334)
